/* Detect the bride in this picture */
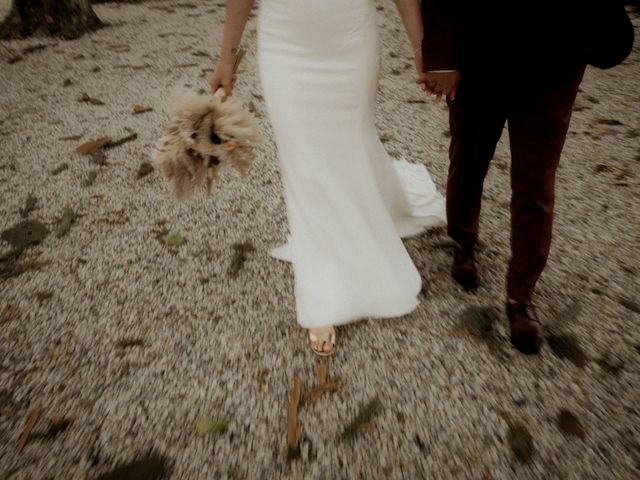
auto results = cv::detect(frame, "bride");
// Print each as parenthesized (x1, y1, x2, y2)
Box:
(210, 0, 445, 356)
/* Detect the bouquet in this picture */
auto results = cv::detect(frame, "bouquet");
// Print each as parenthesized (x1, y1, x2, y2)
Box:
(153, 49, 260, 200)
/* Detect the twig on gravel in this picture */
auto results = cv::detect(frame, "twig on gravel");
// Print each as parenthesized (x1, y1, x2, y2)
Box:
(104, 132, 138, 149)
(286, 374, 302, 461)
(158, 32, 199, 38)
(307, 361, 340, 406)
(114, 64, 152, 70)
(59, 134, 83, 141)
(17, 408, 41, 454)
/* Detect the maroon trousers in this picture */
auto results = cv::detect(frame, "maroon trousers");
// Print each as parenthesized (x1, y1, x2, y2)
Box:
(446, 67, 585, 302)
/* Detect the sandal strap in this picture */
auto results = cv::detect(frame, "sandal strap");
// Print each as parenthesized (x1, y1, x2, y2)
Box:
(308, 330, 336, 344)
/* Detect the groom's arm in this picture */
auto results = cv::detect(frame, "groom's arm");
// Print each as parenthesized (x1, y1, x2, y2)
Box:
(421, 0, 458, 72)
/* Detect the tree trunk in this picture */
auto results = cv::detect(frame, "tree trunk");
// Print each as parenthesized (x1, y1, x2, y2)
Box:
(0, 0, 103, 39)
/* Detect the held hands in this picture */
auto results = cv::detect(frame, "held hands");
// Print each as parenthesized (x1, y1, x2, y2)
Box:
(416, 71, 460, 103)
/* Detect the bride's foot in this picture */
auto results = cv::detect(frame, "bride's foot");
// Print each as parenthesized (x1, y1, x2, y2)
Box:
(308, 326, 337, 357)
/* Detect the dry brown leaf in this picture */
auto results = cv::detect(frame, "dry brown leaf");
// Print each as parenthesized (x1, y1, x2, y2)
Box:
(341, 396, 383, 440)
(133, 105, 153, 114)
(75, 136, 111, 155)
(17, 408, 41, 454)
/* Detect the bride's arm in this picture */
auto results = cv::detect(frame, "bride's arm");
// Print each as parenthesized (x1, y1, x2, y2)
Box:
(392, 0, 424, 69)
(210, 0, 255, 96)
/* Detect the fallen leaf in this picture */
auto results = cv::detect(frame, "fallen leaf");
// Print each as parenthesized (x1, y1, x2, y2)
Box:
(95, 454, 171, 480)
(56, 207, 79, 238)
(51, 163, 69, 175)
(137, 162, 154, 178)
(228, 242, 255, 278)
(35, 291, 53, 302)
(1, 220, 49, 250)
(83, 170, 98, 187)
(133, 105, 153, 114)
(507, 422, 535, 464)
(380, 132, 394, 143)
(618, 298, 640, 314)
(594, 124, 614, 136)
(557, 409, 586, 439)
(75, 136, 111, 155)
(161, 233, 186, 248)
(195, 416, 228, 435)
(341, 396, 383, 440)
(457, 306, 497, 338)
(116, 338, 144, 348)
(17, 408, 41, 454)
(78, 92, 105, 106)
(547, 333, 588, 368)
(107, 44, 130, 53)
(286, 374, 302, 461)
(595, 118, 624, 126)
(19, 194, 37, 218)
(415, 433, 426, 452)
(45, 416, 73, 437)
(22, 43, 48, 54)
(1, 304, 19, 324)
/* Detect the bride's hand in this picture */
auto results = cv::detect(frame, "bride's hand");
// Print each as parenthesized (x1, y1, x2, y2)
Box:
(210, 55, 236, 96)
(414, 48, 424, 77)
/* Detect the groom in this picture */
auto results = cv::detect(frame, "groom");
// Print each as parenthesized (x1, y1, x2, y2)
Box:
(418, 1, 634, 354)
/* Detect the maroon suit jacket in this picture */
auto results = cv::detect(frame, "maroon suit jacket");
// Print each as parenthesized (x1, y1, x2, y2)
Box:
(420, 0, 634, 76)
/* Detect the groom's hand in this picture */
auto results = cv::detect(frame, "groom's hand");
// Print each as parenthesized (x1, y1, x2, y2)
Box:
(417, 71, 460, 103)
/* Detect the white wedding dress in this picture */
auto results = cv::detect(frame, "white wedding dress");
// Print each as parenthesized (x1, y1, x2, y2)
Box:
(257, 0, 446, 328)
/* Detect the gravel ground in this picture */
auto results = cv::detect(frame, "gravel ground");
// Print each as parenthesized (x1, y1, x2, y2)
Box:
(0, 1, 639, 479)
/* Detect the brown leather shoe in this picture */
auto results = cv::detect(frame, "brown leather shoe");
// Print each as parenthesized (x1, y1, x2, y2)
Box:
(451, 245, 479, 291)
(506, 301, 544, 355)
